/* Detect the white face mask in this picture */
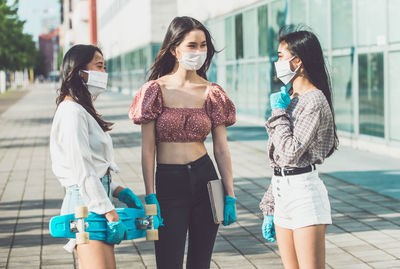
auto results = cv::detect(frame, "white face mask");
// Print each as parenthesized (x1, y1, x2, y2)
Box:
(274, 56, 301, 85)
(178, 50, 207, 71)
(81, 70, 108, 100)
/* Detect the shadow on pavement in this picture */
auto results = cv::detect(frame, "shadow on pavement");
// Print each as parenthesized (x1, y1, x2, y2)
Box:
(328, 170, 400, 200)
(0, 199, 62, 211)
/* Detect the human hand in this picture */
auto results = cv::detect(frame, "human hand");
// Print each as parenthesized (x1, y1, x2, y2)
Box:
(145, 193, 164, 226)
(106, 219, 127, 244)
(118, 188, 144, 209)
(262, 215, 276, 242)
(223, 195, 237, 226)
(270, 86, 291, 109)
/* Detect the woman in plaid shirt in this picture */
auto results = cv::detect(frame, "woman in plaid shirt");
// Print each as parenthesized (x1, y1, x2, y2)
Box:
(259, 27, 339, 269)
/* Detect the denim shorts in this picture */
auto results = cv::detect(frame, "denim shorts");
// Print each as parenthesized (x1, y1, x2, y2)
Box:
(60, 174, 113, 215)
(271, 170, 332, 230)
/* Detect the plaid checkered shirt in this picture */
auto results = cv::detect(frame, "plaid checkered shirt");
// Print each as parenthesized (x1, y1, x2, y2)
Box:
(259, 89, 335, 216)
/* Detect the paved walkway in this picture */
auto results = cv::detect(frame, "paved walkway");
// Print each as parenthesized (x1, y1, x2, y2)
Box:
(0, 83, 399, 269)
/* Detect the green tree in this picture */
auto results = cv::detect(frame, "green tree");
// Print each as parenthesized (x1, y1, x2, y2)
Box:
(0, 0, 38, 71)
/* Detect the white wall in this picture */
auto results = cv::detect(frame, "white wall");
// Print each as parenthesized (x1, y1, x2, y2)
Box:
(0, 71, 6, 94)
(62, 0, 90, 52)
(97, 0, 177, 60)
(176, 0, 260, 21)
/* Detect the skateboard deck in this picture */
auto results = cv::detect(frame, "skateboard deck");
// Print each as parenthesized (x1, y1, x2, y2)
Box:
(49, 207, 160, 241)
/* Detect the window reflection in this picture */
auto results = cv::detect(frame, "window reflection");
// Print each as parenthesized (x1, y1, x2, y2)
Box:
(358, 53, 384, 137)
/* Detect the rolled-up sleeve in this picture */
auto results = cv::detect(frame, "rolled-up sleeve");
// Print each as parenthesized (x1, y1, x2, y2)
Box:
(259, 183, 274, 216)
(63, 108, 114, 215)
(266, 105, 321, 167)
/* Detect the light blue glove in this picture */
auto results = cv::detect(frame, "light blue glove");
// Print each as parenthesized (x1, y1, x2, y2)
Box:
(270, 85, 291, 109)
(144, 193, 164, 226)
(106, 219, 127, 244)
(118, 188, 144, 209)
(223, 195, 237, 226)
(262, 215, 276, 242)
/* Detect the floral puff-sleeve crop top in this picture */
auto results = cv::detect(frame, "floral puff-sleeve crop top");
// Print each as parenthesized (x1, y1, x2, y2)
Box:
(128, 80, 236, 144)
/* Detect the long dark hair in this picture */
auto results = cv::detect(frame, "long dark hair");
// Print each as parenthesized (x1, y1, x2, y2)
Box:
(278, 27, 338, 156)
(56, 44, 113, 132)
(148, 16, 216, 81)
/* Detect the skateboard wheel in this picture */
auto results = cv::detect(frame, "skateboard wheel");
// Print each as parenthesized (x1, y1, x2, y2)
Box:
(146, 229, 158, 241)
(76, 232, 89, 244)
(75, 206, 88, 219)
(144, 204, 157, 216)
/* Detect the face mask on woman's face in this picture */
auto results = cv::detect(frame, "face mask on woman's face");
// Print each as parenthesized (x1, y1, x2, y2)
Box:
(177, 50, 207, 71)
(274, 56, 301, 85)
(81, 70, 108, 100)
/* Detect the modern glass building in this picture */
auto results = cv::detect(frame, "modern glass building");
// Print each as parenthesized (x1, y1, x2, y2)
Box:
(101, 0, 400, 155)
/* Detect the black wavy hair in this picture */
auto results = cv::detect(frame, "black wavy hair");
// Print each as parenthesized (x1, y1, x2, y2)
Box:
(56, 44, 113, 132)
(278, 26, 338, 156)
(148, 16, 216, 80)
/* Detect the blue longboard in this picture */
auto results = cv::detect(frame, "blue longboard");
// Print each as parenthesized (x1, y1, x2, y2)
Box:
(49, 206, 159, 242)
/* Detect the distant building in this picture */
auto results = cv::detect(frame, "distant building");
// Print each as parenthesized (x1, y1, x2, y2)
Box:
(39, 28, 60, 78)
(96, 0, 400, 157)
(60, 0, 98, 53)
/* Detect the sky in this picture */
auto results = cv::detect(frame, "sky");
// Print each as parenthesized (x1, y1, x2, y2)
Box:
(12, 0, 61, 42)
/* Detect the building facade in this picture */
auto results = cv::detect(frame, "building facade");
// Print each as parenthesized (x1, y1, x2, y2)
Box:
(97, 0, 177, 94)
(96, 0, 400, 157)
(39, 28, 60, 78)
(60, 0, 98, 52)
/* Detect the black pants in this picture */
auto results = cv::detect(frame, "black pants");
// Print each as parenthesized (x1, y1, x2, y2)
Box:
(155, 154, 219, 269)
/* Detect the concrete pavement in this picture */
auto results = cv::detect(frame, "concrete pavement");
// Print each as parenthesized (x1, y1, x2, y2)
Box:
(0, 83, 399, 268)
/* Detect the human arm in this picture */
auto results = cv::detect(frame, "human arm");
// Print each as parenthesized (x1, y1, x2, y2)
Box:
(212, 125, 234, 197)
(141, 121, 157, 195)
(63, 107, 116, 222)
(259, 183, 274, 216)
(265, 103, 321, 165)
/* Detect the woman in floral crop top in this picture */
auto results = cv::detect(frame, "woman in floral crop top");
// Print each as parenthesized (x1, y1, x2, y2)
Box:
(129, 16, 237, 269)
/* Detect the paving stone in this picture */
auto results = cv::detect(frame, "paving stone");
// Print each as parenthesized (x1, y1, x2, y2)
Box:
(1, 83, 399, 268)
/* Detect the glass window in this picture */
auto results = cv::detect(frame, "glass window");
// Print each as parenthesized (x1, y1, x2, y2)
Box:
(389, 0, 400, 43)
(332, 55, 354, 133)
(357, 0, 385, 46)
(332, 0, 353, 49)
(226, 64, 238, 105)
(309, 0, 329, 49)
(225, 17, 235, 61)
(269, 0, 286, 57)
(358, 53, 384, 137)
(235, 63, 246, 114)
(235, 14, 244, 59)
(258, 4, 268, 57)
(290, 0, 306, 25)
(388, 51, 400, 141)
(257, 61, 270, 119)
(243, 9, 258, 59)
(245, 63, 259, 116)
(151, 44, 161, 62)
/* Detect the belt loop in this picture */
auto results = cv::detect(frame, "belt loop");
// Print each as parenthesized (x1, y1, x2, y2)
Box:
(280, 167, 285, 177)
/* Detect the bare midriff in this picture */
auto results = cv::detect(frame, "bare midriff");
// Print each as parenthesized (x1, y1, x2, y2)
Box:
(156, 142, 207, 164)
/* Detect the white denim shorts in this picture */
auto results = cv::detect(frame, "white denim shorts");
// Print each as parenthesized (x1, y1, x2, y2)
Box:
(271, 169, 332, 230)
(59, 175, 113, 252)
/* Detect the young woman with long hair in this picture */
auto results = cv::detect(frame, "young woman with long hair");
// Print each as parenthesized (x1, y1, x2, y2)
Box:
(50, 44, 143, 269)
(129, 16, 237, 269)
(259, 27, 338, 269)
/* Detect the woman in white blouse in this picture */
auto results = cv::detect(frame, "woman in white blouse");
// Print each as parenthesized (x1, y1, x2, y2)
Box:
(50, 44, 143, 269)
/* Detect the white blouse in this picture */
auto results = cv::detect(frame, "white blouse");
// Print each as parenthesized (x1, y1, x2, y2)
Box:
(50, 100, 120, 214)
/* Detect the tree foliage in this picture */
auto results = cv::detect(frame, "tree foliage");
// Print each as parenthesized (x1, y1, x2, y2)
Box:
(0, 0, 38, 71)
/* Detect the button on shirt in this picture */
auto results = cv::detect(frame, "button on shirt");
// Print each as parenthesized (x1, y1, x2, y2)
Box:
(259, 90, 335, 216)
(50, 100, 120, 214)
